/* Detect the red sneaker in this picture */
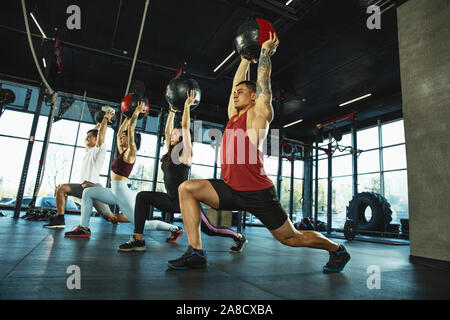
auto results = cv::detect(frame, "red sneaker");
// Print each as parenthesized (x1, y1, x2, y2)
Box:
(65, 225, 91, 238)
(166, 228, 184, 243)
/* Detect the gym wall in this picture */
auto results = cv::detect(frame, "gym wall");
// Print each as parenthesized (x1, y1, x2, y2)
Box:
(397, 0, 450, 262)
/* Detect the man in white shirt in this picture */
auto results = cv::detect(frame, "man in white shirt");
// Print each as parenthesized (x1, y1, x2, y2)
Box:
(44, 107, 116, 228)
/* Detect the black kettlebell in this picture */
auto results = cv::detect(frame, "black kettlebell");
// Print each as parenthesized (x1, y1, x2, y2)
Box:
(95, 106, 116, 124)
(165, 78, 201, 111)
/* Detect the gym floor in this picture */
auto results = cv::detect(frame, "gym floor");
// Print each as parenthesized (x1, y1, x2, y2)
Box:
(1, 211, 449, 300)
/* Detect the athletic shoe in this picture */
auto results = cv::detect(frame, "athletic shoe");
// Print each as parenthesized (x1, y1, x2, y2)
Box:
(118, 235, 146, 252)
(229, 235, 248, 253)
(65, 225, 91, 238)
(167, 245, 207, 270)
(43, 215, 65, 229)
(166, 227, 184, 243)
(323, 245, 351, 273)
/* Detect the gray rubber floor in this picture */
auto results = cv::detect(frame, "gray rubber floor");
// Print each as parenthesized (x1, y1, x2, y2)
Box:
(1, 211, 449, 300)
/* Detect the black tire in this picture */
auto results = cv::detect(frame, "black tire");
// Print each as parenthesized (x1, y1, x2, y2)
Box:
(372, 192, 393, 224)
(346, 192, 392, 232)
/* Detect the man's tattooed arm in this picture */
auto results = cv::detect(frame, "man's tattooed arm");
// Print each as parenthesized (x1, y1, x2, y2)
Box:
(255, 47, 273, 121)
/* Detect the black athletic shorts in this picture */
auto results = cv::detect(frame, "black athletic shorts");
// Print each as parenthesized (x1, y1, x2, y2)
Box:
(208, 179, 288, 230)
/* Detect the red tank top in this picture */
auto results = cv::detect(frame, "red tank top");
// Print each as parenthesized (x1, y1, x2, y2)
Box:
(111, 151, 135, 178)
(220, 109, 274, 191)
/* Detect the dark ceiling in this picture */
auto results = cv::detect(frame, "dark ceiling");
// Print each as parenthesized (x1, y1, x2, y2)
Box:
(0, 0, 403, 142)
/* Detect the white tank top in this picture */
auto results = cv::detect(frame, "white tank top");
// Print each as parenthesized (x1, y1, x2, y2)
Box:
(79, 144, 106, 183)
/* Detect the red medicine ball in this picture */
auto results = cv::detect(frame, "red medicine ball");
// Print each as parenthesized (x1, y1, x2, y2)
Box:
(234, 18, 277, 61)
(121, 93, 150, 119)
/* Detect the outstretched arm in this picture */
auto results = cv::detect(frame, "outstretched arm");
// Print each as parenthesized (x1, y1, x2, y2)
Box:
(165, 106, 177, 151)
(255, 32, 279, 122)
(116, 117, 130, 154)
(228, 57, 251, 119)
(125, 102, 145, 162)
(180, 90, 196, 166)
(96, 107, 115, 147)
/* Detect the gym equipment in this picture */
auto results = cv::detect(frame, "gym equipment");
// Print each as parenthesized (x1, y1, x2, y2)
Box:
(0, 88, 16, 104)
(234, 18, 277, 61)
(294, 217, 327, 231)
(344, 219, 406, 241)
(95, 106, 117, 124)
(331, 129, 343, 142)
(0, 89, 16, 118)
(165, 78, 201, 111)
(346, 192, 392, 232)
(121, 93, 150, 119)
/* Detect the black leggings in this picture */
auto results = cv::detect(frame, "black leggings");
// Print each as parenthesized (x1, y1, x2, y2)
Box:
(134, 191, 240, 240)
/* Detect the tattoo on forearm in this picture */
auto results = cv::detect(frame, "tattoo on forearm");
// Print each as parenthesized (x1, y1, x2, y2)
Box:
(256, 52, 272, 98)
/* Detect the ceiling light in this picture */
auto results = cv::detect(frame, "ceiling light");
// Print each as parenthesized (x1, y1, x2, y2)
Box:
(30, 12, 47, 39)
(42, 58, 46, 68)
(339, 93, 372, 107)
(213, 50, 236, 73)
(285, 0, 294, 5)
(284, 118, 303, 128)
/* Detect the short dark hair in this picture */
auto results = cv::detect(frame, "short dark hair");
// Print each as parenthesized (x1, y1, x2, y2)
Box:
(87, 129, 98, 137)
(236, 80, 256, 93)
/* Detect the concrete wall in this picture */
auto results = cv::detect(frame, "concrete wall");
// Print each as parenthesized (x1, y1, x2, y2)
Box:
(397, 0, 450, 261)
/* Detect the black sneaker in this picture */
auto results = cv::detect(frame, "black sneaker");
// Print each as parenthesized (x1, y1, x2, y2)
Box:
(323, 245, 351, 273)
(118, 235, 146, 252)
(65, 225, 91, 238)
(167, 246, 207, 270)
(43, 215, 65, 228)
(229, 235, 248, 253)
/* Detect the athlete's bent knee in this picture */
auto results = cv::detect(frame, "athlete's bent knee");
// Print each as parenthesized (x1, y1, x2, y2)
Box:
(57, 184, 69, 195)
(178, 180, 198, 198)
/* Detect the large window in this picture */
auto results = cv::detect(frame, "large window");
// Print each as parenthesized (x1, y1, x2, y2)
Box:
(311, 120, 408, 230)
(381, 120, 408, 224)
(0, 135, 28, 198)
(0, 81, 162, 209)
(331, 133, 353, 228)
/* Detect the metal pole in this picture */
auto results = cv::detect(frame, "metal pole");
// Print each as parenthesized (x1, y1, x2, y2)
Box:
(28, 93, 58, 209)
(124, 0, 150, 96)
(14, 87, 44, 218)
(314, 142, 319, 230)
(352, 115, 358, 196)
(302, 147, 312, 218)
(277, 100, 283, 199)
(213, 142, 219, 179)
(378, 119, 385, 196)
(277, 153, 283, 199)
(327, 141, 332, 235)
(289, 158, 294, 221)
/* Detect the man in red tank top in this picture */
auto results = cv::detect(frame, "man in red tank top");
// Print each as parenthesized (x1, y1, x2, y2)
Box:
(168, 33, 350, 273)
